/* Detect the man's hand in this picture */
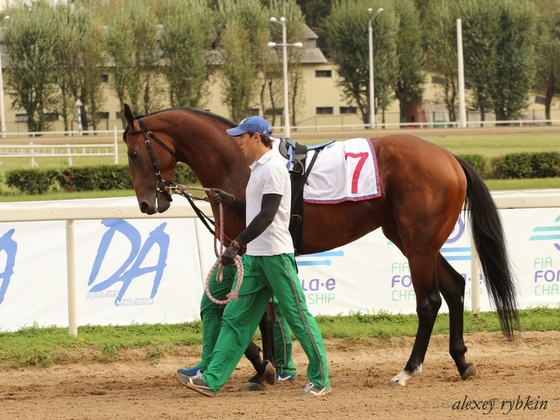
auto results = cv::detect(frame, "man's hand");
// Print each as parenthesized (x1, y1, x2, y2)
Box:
(221, 241, 241, 266)
(208, 188, 235, 206)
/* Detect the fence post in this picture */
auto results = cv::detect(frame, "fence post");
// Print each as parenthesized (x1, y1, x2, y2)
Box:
(67, 145, 72, 167)
(114, 125, 119, 165)
(66, 219, 78, 338)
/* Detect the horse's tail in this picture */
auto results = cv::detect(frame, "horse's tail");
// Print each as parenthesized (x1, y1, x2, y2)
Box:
(456, 156, 520, 339)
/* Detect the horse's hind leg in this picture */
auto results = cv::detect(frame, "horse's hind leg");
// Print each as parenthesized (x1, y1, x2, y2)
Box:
(436, 254, 477, 380)
(383, 227, 442, 386)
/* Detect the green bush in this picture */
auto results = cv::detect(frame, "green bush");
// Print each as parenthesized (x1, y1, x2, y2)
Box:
(59, 165, 133, 192)
(531, 151, 560, 178)
(5, 169, 59, 194)
(4, 164, 197, 195)
(457, 154, 487, 177)
(491, 152, 560, 179)
(173, 162, 198, 185)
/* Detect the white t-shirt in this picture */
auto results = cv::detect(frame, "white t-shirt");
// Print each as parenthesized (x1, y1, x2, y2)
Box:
(245, 149, 294, 256)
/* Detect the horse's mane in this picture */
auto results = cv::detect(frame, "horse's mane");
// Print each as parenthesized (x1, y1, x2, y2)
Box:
(123, 106, 236, 140)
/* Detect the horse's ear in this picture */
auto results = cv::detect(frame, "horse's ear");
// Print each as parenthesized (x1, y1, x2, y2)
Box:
(123, 103, 136, 128)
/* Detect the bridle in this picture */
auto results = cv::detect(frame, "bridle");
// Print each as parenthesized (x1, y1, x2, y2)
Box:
(126, 117, 177, 203)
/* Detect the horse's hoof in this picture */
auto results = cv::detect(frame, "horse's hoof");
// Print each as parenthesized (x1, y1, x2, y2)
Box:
(461, 364, 478, 380)
(388, 379, 405, 387)
(244, 381, 265, 391)
(261, 360, 276, 385)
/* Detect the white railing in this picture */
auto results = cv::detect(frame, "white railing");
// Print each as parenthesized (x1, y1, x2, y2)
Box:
(0, 126, 120, 167)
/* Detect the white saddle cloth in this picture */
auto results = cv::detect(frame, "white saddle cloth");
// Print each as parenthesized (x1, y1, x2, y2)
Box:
(297, 138, 381, 204)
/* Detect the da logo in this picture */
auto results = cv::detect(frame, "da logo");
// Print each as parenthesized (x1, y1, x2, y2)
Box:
(0, 229, 17, 305)
(88, 220, 169, 306)
(529, 215, 560, 251)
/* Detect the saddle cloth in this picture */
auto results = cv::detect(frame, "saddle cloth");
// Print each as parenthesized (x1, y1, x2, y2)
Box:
(291, 137, 381, 204)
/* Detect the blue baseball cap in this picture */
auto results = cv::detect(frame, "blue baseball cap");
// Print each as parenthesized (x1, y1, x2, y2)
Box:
(227, 116, 272, 137)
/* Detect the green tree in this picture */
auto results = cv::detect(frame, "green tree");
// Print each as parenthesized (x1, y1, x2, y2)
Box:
(52, 2, 105, 132)
(491, 0, 537, 121)
(533, 0, 560, 121)
(105, 0, 161, 119)
(267, 0, 306, 128)
(216, 0, 270, 122)
(157, 0, 214, 108)
(393, 0, 425, 124)
(460, 0, 537, 122)
(459, 0, 500, 122)
(319, 0, 398, 126)
(424, 0, 458, 122)
(3, 2, 60, 132)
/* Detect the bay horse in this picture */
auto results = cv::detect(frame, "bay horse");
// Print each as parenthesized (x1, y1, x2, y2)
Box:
(122, 104, 519, 386)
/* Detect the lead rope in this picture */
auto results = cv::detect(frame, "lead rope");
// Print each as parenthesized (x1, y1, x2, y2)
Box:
(175, 185, 244, 305)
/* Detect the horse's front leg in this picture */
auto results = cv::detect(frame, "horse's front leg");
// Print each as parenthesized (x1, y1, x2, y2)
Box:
(391, 252, 442, 386)
(244, 302, 276, 390)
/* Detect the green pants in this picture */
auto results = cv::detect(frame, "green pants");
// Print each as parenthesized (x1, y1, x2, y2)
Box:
(203, 253, 329, 392)
(196, 264, 296, 376)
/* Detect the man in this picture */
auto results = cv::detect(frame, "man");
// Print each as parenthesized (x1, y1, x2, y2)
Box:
(175, 116, 331, 397)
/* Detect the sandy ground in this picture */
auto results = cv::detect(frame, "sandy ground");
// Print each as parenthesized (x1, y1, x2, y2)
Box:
(1, 330, 559, 420)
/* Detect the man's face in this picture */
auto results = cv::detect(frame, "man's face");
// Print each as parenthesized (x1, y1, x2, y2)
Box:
(237, 132, 258, 158)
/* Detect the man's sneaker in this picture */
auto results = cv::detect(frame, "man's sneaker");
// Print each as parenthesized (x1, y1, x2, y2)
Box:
(293, 382, 332, 397)
(175, 370, 216, 397)
(176, 367, 201, 377)
(276, 373, 297, 382)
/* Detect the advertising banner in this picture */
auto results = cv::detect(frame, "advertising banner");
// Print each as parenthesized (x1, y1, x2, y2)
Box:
(1, 198, 559, 332)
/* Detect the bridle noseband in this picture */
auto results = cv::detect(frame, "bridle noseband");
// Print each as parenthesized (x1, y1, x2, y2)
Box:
(127, 117, 178, 202)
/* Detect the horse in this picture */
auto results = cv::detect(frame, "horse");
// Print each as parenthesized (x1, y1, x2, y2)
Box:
(122, 103, 519, 387)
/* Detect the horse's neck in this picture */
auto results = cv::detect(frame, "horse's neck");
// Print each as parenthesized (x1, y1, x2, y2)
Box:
(176, 128, 249, 198)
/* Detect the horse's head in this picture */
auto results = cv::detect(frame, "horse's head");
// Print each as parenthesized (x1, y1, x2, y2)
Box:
(123, 103, 176, 214)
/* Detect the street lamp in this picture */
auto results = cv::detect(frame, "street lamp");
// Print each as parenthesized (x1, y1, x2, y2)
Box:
(268, 16, 303, 137)
(368, 8, 383, 129)
(0, 16, 9, 138)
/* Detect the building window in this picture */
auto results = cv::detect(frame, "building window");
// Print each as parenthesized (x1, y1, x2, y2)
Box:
(100, 74, 109, 82)
(97, 112, 110, 120)
(265, 108, 284, 116)
(316, 107, 333, 115)
(340, 106, 357, 114)
(535, 96, 546, 105)
(45, 113, 59, 122)
(431, 75, 445, 85)
(15, 113, 28, 122)
(315, 70, 332, 78)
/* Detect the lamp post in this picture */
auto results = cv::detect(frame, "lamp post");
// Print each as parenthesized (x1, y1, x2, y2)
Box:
(368, 8, 383, 130)
(268, 16, 302, 137)
(0, 16, 9, 138)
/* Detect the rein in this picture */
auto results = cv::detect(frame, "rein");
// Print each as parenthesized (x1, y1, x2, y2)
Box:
(126, 118, 243, 305)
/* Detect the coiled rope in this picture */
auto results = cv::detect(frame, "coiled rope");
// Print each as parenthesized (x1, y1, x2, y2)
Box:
(174, 185, 243, 305)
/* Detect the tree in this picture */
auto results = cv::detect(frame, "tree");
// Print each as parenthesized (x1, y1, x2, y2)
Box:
(216, 0, 271, 122)
(105, 0, 161, 119)
(533, 1, 560, 121)
(318, 0, 398, 126)
(393, 0, 425, 124)
(52, 2, 106, 132)
(459, 0, 537, 122)
(157, 0, 214, 108)
(267, 0, 306, 129)
(3, 2, 60, 132)
(491, 0, 537, 121)
(424, 0, 459, 122)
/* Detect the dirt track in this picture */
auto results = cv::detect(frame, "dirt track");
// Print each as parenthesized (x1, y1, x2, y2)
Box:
(1, 331, 558, 419)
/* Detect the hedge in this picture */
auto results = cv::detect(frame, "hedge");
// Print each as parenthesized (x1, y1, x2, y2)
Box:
(3, 153, 559, 195)
(4, 162, 197, 195)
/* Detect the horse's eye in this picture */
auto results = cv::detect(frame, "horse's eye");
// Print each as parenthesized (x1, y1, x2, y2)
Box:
(127, 150, 139, 160)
